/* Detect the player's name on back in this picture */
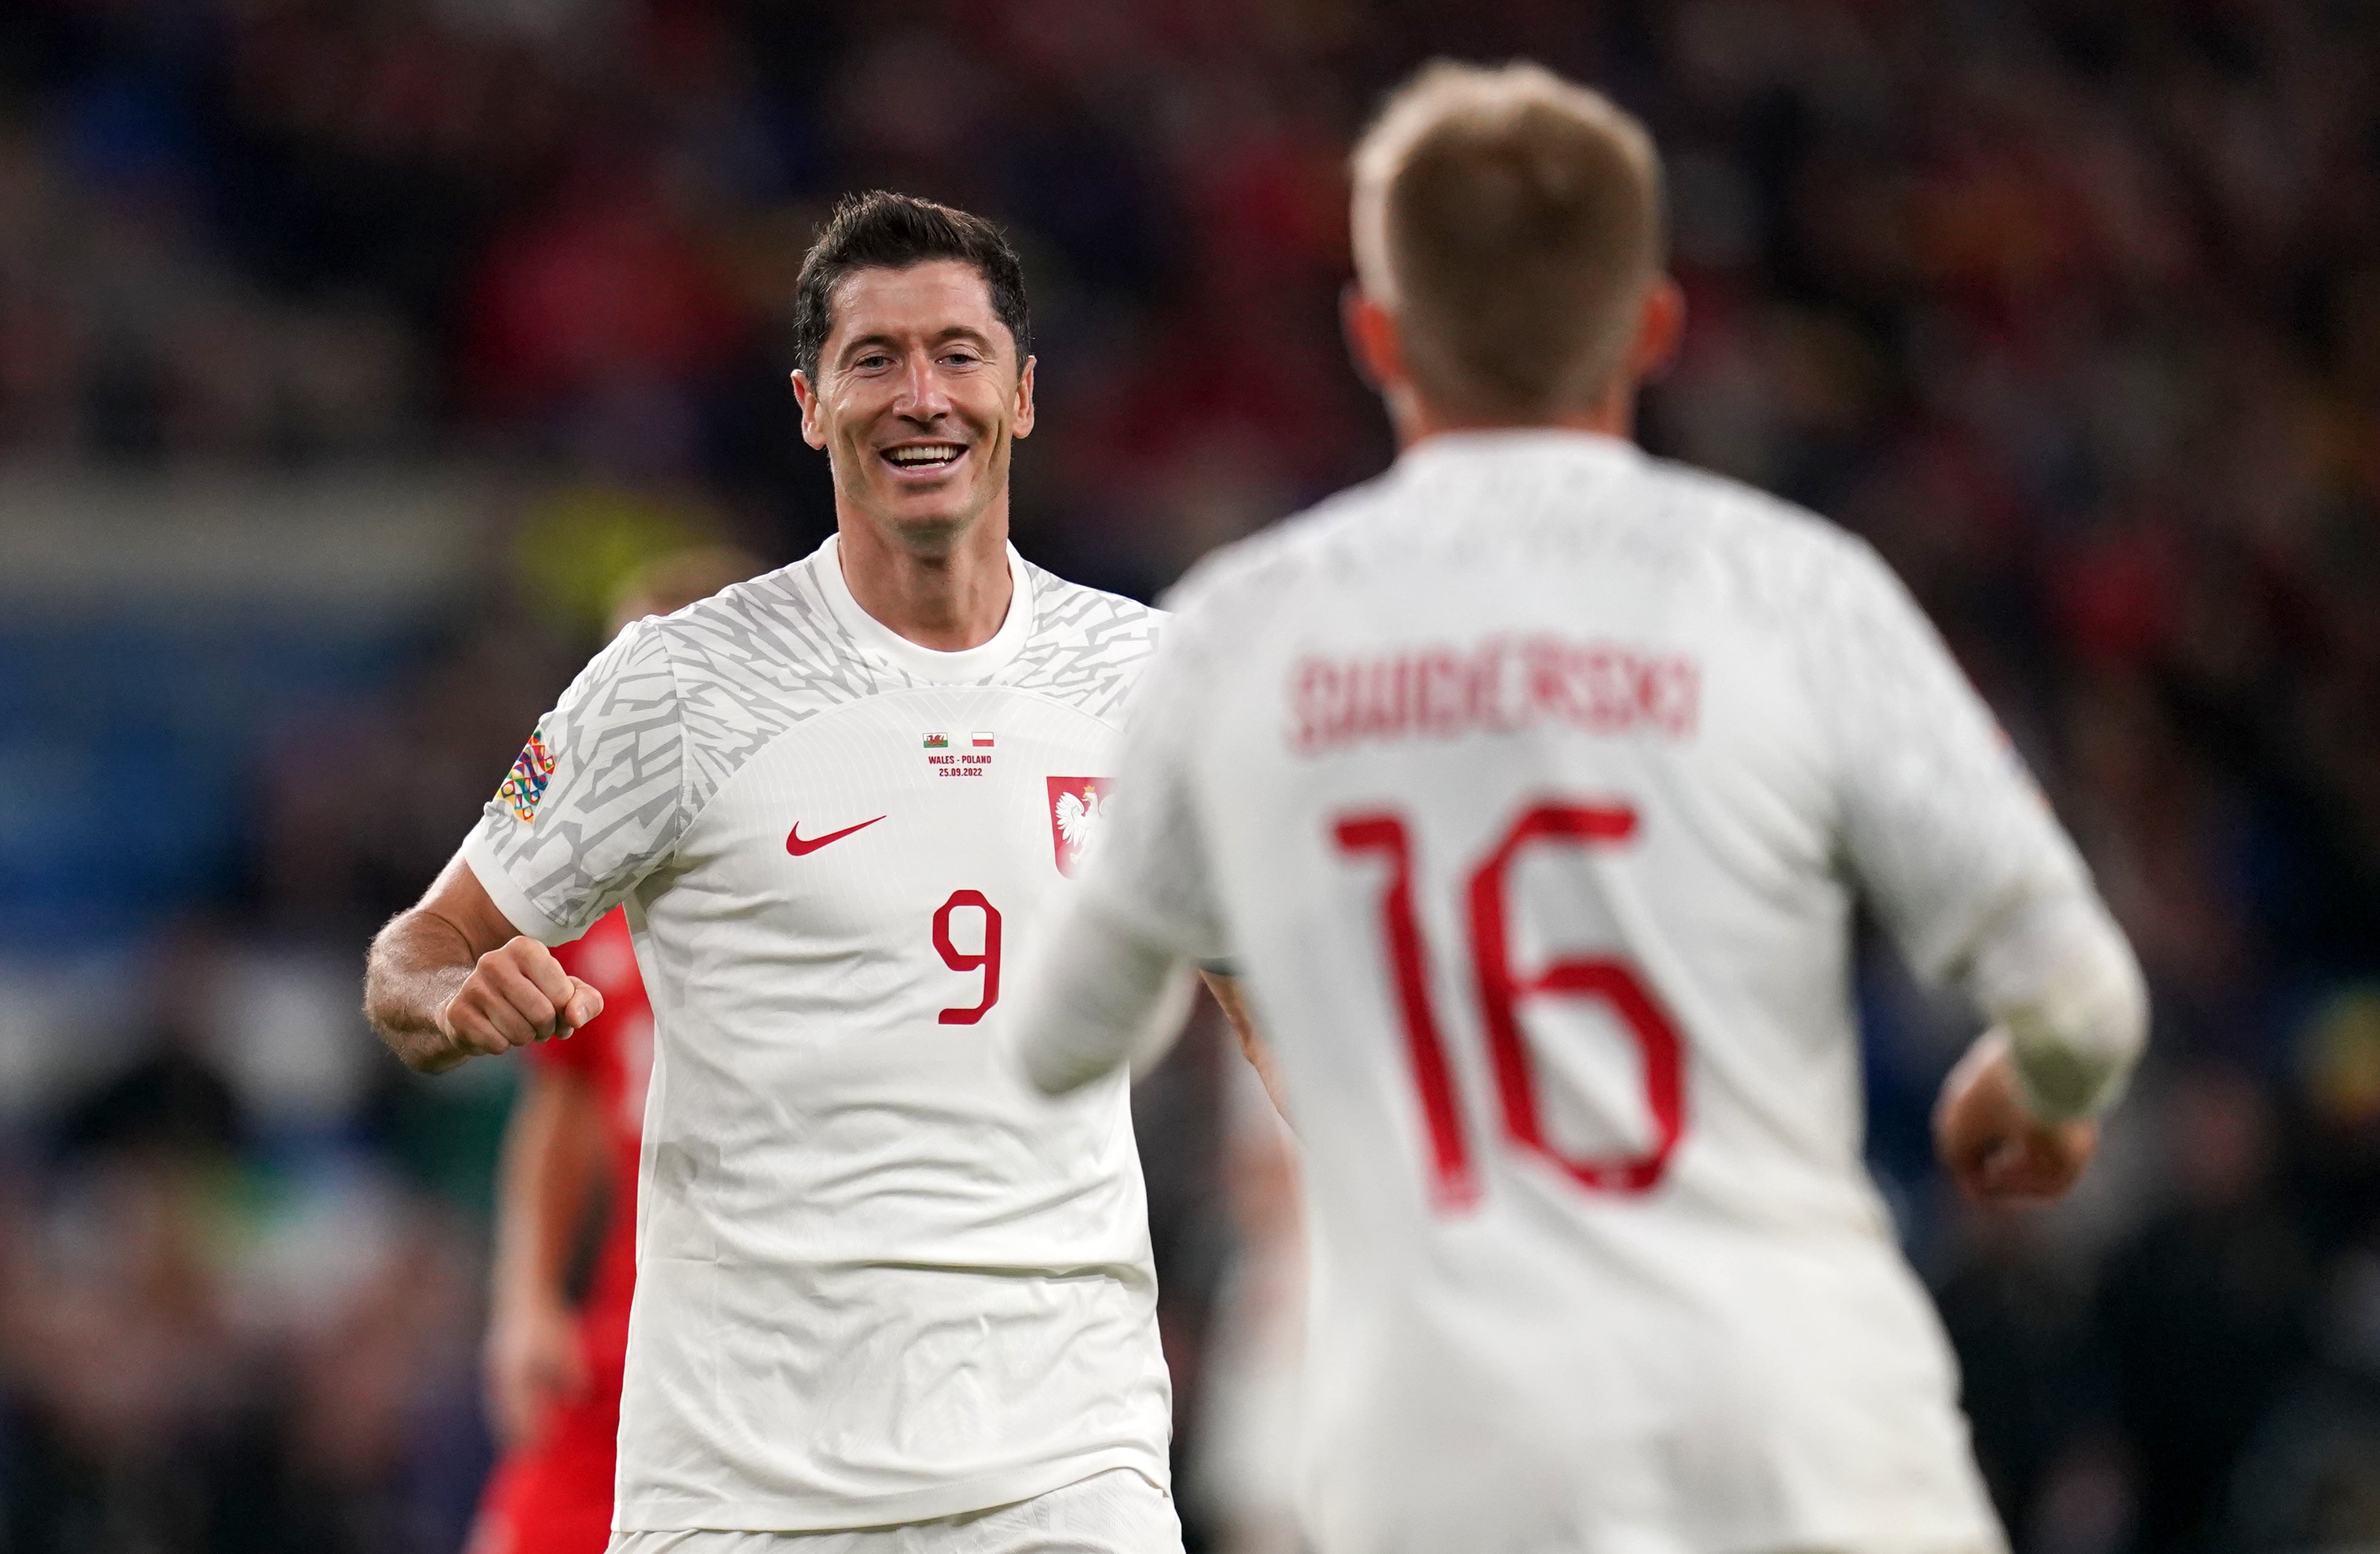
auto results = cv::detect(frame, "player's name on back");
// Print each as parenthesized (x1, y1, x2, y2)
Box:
(1289, 634, 1700, 754)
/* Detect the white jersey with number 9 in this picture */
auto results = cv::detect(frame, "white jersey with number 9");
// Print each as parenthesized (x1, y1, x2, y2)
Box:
(460, 536, 1175, 1536)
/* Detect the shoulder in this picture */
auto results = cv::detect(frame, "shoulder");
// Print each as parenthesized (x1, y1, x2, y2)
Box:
(1156, 452, 1892, 624)
(1002, 561, 1167, 718)
(646, 560, 859, 680)
(1621, 454, 1906, 634)
(1018, 561, 1166, 643)
(600, 557, 897, 815)
(1629, 463, 1961, 747)
(1158, 472, 1396, 627)
(638, 557, 888, 720)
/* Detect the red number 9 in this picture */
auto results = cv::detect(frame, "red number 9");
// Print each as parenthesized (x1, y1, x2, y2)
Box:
(933, 890, 1003, 1025)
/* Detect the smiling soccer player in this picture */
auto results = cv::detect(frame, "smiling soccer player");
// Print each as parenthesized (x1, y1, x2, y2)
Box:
(367, 192, 1185, 1554)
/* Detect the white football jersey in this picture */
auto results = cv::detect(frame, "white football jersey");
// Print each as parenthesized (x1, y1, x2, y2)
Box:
(461, 537, 1174, 1533)
(1083, 431, 2087, 1554)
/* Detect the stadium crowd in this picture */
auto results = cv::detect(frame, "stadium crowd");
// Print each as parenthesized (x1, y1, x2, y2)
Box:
(1, 1, 2378, 1550)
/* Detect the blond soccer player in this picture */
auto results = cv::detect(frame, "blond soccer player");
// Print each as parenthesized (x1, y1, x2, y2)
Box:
(1008, 63, 2145, 1554)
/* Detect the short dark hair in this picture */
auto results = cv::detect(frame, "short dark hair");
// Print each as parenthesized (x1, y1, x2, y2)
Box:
(791, 191, 1032, 381)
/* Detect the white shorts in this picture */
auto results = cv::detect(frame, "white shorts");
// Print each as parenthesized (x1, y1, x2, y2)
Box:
(608, 1470, 1182, 1554)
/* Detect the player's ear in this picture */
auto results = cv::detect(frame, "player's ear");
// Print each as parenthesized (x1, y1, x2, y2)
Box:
(1011, 354, 1036, 440)
(791, 369, 828, 450)
(1627, 276, 1686, 386)
(1342, 284, 1405, 396)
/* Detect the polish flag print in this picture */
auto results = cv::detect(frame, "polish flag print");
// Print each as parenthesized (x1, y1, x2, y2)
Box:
(972, 732, 996, 748)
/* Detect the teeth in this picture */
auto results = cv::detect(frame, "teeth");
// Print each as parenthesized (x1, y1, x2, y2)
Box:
(888, 445, 961, 465)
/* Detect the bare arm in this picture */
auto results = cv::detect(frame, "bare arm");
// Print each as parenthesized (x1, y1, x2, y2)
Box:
(484, 1062, 606, 1447)
(1203, 971, 1290, 1123)
(365, 853, 603, 1074)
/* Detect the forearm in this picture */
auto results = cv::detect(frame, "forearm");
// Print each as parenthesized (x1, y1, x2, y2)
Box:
(490, 1075, 600, 1328)
(1964, 887, 2148, 1124)
(1204, 972, 1290, 1122)
(364, 908, 480, 1073)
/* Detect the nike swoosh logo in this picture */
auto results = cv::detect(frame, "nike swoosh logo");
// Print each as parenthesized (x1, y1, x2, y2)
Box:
(786, 815, 887, 856)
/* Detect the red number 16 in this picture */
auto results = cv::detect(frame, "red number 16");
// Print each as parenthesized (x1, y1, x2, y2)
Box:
(1334, 802, 1687, 1212)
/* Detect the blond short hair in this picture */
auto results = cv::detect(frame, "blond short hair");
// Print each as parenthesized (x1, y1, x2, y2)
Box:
(1352, 61, 1663, 417)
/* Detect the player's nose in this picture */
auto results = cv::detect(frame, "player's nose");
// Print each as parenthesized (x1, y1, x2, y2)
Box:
(891, 348, 951, 421)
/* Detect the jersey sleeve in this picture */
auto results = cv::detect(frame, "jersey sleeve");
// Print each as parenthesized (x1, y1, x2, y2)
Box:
(1808, 537, 2092, 983)
(459, 620, 690, 946)
(1074, 599, 1232, 964)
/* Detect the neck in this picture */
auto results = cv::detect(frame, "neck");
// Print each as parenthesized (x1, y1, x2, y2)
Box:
(835, 507, 1014, 652)
(1389, 382, 1634, 452)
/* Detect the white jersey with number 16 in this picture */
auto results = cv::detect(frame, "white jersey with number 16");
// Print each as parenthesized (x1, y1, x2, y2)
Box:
(1082, 430, 2092, 1554)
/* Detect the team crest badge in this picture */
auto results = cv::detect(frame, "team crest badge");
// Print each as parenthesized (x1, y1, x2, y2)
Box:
(497, 727, 556, 822)
(1047, 776, 1112, 877)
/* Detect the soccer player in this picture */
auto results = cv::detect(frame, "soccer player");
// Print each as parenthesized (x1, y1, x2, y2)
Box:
(368, 192, 1183, 1553)
(1008, 63, 2149, 1554)
(467, 549, 761, 1554)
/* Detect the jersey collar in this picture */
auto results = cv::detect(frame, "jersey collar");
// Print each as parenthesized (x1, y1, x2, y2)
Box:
(812, 531, 1036, 684)
(1395, 426, 1643, 476)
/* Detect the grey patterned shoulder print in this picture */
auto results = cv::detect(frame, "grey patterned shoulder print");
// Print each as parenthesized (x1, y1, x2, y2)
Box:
(461, 553, 895, 941)
(1000, 561, 1164, 723)
(656, 563, 892, 813)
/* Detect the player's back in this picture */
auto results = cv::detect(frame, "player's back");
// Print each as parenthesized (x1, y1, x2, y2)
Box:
(1172, 430, 2021, 1553)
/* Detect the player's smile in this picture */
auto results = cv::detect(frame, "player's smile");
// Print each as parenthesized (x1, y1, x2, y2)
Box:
(877, 438, 971, 479)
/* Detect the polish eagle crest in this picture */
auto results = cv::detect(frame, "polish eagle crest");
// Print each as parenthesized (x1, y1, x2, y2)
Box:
(1046, 776, 1113, 877)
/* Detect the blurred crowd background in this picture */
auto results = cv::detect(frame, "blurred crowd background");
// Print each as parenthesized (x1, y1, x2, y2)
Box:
(2, 0, 2378, 1550)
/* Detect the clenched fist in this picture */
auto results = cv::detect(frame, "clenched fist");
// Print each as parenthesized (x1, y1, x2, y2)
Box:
(437, 936, 605, 1062)
(1935, 1029, 2098, 1204)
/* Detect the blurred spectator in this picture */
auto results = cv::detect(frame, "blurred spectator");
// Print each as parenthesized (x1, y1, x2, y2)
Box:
(0, 923, 492, 1551)
(0, 1159, 270, 1553)
(55, 925, 246, 1167)
(1933, 1208, 2104, 1549)
(2098, 1067, 2316, 1554)
(2223, 1250, 2380, 1551)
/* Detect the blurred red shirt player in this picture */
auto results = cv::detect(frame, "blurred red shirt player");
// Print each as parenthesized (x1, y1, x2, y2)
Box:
(468, 550, 761, 1554)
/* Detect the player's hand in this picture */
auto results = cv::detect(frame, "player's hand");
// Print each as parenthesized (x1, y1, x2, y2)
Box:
(436, 936, 603, 1063)
(484, 1293, 589, 1449)
(1934, 1030, 2098, 1204)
